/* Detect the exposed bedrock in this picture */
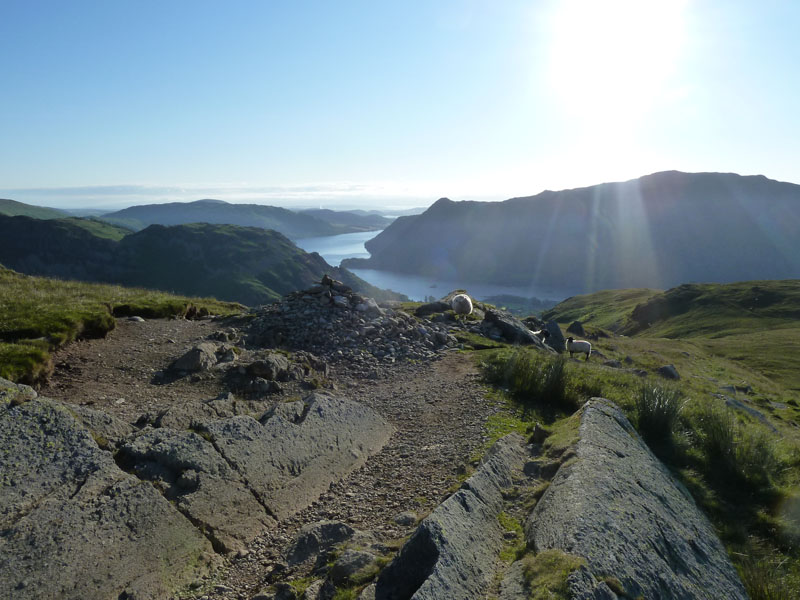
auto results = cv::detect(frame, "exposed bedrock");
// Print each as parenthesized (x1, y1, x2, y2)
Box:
(527, 398, 747, 600)
(118, 391, 394, 552)
(0, 396, 212, 600)
(375, 434, 528, 600)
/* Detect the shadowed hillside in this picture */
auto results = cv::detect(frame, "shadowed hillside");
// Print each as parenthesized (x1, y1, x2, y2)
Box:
(0, 215, 406, 306)
(343, 171, 800, 292)
(0, 198, 66, 219)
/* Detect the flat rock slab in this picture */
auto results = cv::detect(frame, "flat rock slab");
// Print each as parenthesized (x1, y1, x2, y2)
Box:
(205, 391, 394, 520)
(375, 434, 527, 600)
(0, 397, 211, 599)
(527, 398, 747, 600)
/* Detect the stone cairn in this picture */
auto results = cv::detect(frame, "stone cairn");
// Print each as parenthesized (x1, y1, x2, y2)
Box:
(246, 276, 459, 375)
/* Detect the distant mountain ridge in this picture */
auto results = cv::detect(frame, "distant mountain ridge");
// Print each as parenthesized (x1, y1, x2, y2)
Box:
(343, 171, 800, 292)
(0, 215, 405, 305)
(0, 198, 66, 219)
(100, 199, 389, 238)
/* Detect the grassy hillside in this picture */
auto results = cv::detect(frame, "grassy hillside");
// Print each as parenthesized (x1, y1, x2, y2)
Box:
(0, 198, 66, 219)
(467, 280, 800, 597)
(59, 216, 132, 241)
(544, 279, 800, 393)
(0, 267, 243, 384)
(0, 215, 407, 306)
(541, 288, 660, 331)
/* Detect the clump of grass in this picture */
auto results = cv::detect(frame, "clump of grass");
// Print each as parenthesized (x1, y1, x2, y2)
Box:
(635, 384, 683, 445)
(521, 549, 586, 600)
(738, 555, 794, 600)
(693, 404, 780, 489)
(483, 349, 576, 412)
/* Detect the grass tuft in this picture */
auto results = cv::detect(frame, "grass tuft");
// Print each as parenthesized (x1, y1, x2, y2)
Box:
(635, 384, 683, 446)
(521, 549, 586, 600)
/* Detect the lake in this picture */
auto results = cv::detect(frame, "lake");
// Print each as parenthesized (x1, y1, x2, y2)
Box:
(295, 230, 576, 303)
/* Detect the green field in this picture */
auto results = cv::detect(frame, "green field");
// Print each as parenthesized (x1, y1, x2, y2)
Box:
(0, 267, 244, 383)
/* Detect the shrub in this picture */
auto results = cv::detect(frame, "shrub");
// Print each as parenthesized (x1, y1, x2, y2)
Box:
(635, 384, 683, 445)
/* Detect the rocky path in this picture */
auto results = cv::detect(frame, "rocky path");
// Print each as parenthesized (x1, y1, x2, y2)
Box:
(39, 316, 500, 599)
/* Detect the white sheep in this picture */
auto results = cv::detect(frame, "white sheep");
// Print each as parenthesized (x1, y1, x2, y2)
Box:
(450, 293, 473, 316)
(566, 336, 592, 361)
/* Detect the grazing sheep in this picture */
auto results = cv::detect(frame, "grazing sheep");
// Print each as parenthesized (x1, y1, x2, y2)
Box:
(566, 336, 592, 361)
(450, 293, 473, 316)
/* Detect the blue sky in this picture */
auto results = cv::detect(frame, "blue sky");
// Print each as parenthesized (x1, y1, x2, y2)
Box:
(1, 1, 799, 209)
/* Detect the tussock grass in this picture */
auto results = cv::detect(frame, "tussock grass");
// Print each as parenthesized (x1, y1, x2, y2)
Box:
(636, 384, 683, 446)
(482, 349, 577, 413)
(0, 267, 244, 383)
(692, 403, 780, 490)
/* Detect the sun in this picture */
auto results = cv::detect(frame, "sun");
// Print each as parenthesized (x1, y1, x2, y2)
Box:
(547, 0, 687, 134)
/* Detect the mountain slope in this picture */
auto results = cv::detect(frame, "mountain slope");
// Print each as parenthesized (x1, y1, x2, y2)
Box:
(0, 198, 66, 219)
(343, 171, 800, 292)
(100, 199, 359, 238)
(0, 215, 405, 305)
(299, 208, 393, 232)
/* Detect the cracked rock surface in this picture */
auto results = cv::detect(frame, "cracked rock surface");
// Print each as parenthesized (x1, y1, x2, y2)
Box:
(527, 398, 748, 600)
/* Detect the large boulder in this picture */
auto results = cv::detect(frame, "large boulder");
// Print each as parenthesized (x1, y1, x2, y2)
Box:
(204, 392, 394, 520)
(527, 399, 747, 600)
(483, 309, 548, 349)
(172, 342, 219, 371)
(376, 435, 527, 600)
(0, 397, 212, 599)
(544, 320, 566, 352)
(117, 428, 275, 554)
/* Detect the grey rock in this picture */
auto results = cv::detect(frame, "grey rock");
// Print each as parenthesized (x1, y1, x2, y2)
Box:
(657, 364, 680, 380)
(302, 580, 325, 599)
(566, 321, 585, 336)
(723, 395, 778, 432)
(483, 309, 548, 349)
(287, 520, 356, 566)
(527, 399, 747, 600)
(603, 359, 622, 369)
(205, 392, 394, 520)
(118, 428, 275, 554)
(248, 353, 291, 380)
(0, 398, 211, 599)
(0, 376, 37, 403)
(376, 435, 526, 600)
(545, 320, 566, 352)
(498, 561, 528, 600)
(173, 342, 219, 371)
(333, 295, 350, 308)
(128, 315, 146, 322)
(329, 549, 378, 585)
(566, 566, 619, 599)
(358, 583, 377, 600)
(68, 404, 136, 448)
(356, 298, 384, 318)
(393, 511, 418, 526)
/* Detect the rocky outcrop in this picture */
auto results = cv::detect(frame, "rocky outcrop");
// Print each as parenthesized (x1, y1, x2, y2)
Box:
(0, 396, 212, 599)
(527, 399, 747, 600)
(246, 279, 458, 375)
(119, 392, 393, 552)
(204, 392, 394, 520)
(481, 309, 551, 350)
(545, 320, 566, 353)
(375, 435, 527, 600)
(657, 364, 681, 380)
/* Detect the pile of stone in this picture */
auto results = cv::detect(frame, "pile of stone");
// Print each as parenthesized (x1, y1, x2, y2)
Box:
(246, 276, 459, 371)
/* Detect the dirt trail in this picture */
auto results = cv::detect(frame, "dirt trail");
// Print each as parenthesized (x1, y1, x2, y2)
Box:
(40, 317, 500, 599)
